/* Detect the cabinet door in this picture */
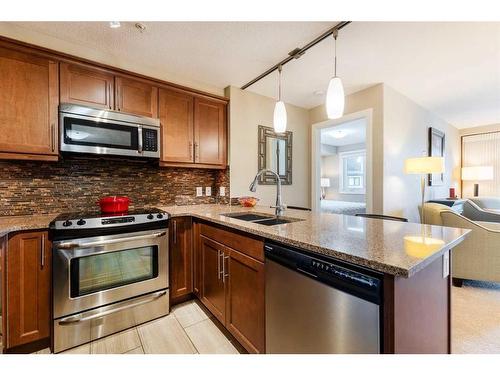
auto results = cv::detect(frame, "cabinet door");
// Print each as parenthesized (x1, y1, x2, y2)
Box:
(225, 248, 265, 353)
(60, 62, 114, 109)
(0, 47, 58, 157)
(200, 236, 226, 323)
(193, 222, 201, 298)
(6, 232, 51, 349)
(115, 76, 158, 118)
(159, 88, 194, 163)
(169, 217, 193, 300)
(194, 98, 226, 166)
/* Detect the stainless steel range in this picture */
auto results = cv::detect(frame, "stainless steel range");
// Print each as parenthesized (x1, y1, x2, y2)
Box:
(49, 209, 170, 353)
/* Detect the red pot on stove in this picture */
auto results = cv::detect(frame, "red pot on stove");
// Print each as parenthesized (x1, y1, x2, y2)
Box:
(98, 196, 131, 213)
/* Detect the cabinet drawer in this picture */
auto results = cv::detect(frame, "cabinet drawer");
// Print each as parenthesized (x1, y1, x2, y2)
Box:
(199, 223, 263, 262)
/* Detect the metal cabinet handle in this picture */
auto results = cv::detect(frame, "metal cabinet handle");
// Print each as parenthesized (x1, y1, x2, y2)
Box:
(173, 220, 177, 244)
(194, 142, 199, 161)
(222, 254, 229, 283)
(108, 82, 112, 109)
(40, 234, 45, 269)
(58, 290, 167, 326)
(189, 141, 193, 160)
(50, 124, 55, 152)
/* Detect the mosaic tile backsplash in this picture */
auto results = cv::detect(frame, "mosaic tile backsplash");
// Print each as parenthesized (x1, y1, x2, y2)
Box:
(0, 157, 230, 216)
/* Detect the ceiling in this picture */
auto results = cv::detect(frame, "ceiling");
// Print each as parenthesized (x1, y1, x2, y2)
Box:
(2, 21, 499, 128)
(321, 118, 366, 147)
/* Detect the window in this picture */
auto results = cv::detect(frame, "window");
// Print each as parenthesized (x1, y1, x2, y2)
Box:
(339, 150, 366, 194)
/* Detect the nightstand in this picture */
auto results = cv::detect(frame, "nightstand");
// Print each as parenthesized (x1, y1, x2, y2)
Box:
(427, 199, 468, 214)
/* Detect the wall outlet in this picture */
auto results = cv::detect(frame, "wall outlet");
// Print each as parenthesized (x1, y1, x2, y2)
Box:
(205, 186, 212, 196)
(196, 187, 203, 197)
(219, 187, 226, 197)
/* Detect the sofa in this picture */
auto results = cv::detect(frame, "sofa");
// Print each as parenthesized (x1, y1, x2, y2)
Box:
(469, 196, 500, 211)
(462, 199, 500, 223)
(423, 202, 500, 286)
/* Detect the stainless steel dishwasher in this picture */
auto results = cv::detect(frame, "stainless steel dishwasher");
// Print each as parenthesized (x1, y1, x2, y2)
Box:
(265, 242, 382, 354)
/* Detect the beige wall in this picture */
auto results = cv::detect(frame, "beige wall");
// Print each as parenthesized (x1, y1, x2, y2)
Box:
(383, 85, 461, 222)
(226, 86, 311, 208)
(310, 84, 384, 213)
(0, 23, 224, 97)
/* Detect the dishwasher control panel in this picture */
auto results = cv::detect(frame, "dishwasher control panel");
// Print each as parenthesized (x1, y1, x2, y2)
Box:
(310, 259, 378, 289)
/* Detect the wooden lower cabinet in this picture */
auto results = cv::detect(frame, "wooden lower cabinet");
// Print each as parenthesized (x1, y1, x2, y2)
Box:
(196, 222, 265, 354)
(225, 248, 265, 354)
(169, 217, 193, 302)
(3, 231, 51, 352)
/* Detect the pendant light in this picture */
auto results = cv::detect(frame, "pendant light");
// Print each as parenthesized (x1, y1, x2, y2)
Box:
(273, 65, 287, 133)
(326, 29, 345, 119)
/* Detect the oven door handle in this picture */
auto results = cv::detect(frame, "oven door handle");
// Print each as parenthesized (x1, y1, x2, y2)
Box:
(55, 231, 167, 250)
(57, 290, 167, 326)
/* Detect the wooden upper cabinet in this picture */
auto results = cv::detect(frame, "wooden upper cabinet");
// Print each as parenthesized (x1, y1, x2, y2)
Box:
(159, 88, 194, 163)
(5, 231, 51, 350)
(115, 76, 158, 118)
(194, 98, 226, 166)
(169, 217, 193, 301)
(60, 62, 114, 109)
(0, 46, 58, 159)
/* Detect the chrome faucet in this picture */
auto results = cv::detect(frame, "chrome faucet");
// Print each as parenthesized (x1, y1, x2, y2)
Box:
(249, 169, 286, 217)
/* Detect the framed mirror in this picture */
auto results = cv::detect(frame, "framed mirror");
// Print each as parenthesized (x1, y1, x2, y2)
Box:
(258, 125, 292, 185)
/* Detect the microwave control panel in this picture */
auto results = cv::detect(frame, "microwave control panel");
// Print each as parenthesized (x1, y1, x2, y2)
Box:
(143, 128, 158, 152)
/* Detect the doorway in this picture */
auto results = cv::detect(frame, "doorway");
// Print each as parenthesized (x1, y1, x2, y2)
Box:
(311, 109, 373, 213)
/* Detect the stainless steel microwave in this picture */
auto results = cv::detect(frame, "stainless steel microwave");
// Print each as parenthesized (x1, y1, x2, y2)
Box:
(59, 103, 160, 159)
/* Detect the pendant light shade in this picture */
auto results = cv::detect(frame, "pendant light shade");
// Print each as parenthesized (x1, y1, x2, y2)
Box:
(273, 65, 287, 133)
(326, 30, 345, 120)
(326, 76, 345, 119)
(273, 101, 287, 133)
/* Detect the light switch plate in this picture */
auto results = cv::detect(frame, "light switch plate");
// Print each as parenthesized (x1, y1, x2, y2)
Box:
(443, 251, 450, 278)
(205, 186, 212, 196)
(196, 187, 203, 197)
(219, 187, 226, 197)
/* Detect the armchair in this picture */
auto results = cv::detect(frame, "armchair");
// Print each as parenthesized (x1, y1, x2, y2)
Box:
(423, 203, 500, 285)
(462, 200, 500, 223)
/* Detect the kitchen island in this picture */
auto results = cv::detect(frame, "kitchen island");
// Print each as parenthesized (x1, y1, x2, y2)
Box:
(1, 205, 470, 354)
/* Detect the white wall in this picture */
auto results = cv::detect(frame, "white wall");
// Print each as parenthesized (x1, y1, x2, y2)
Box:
(383, 85, 461, 222)
(321, 143, 366, 203)
(226, 86, 311, 208)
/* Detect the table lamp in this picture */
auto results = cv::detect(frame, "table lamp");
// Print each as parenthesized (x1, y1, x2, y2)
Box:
(404, 156, 445, 225)
(461, 166, 493, 197)
(320, 178, 330, 200)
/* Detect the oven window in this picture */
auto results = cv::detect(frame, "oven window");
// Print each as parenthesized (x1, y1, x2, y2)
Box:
(70, 246, 158, 298)
(64, 117, 139, 150)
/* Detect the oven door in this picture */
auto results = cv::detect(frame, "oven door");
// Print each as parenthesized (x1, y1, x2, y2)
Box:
(53, 229, 168, 319)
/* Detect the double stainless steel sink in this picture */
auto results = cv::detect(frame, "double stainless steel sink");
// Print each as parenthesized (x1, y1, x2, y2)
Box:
(222, 212, 303, 226)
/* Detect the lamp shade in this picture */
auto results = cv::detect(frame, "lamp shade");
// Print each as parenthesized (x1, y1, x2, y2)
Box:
(461, 166, 493, 181)
(273, 100, 287, 133)
(321, 178, 331, 187)
(404, 157, 445, 174)
(326, 77, 345, 119)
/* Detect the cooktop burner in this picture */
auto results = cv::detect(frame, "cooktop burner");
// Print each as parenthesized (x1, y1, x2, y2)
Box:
(50, 208, 169, 232)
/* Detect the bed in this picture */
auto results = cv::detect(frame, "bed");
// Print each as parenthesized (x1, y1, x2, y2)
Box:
(320, 200, 366, 215)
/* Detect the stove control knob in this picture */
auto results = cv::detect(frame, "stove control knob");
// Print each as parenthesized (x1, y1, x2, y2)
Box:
(62, 220, 73, 227)
(157, 213, 164, 219)
(77, 219, 86, 226)
(147, 214, 154, 220)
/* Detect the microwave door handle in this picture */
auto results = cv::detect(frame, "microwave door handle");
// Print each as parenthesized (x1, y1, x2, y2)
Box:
(55, 230, 167, 251)
(138, 126, 143, 154)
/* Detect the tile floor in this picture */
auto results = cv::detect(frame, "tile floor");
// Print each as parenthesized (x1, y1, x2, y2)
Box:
(33, 300, 241, 354)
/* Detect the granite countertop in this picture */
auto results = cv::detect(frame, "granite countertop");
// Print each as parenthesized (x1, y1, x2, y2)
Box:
(0, 214, 58, 237)
(0, 204, 470, 278)
(159, 204, 470, 278)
